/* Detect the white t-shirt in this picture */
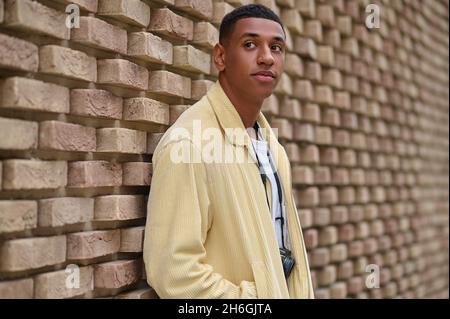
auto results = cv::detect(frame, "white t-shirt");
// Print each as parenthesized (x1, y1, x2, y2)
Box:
(250, 124, 291, 250)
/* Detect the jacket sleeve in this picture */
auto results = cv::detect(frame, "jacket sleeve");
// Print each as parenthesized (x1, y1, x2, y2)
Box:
(143, 139, 258, 298)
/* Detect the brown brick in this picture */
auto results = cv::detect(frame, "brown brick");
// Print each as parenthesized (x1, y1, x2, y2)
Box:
(147, 133, 164, 154)
(120, 226, 145, 252)
(298, 187, 319, 207)
(318, 265, 336, 286)
(57, 0, 98, 13)
(315, 126, 333, 145)
(314, 208, 330, 226)
(123, 162, 152, 186)
(0, 235, 66, 272)
(98, 0, 150, 27)
(304, 229, 318, 249)
(123, 97, 169, 125)
(314, 166, 331, 185)
(0, 0, 3, 23)
(261, 94, 279, 115)
(317, 4, 335, 27)
(320, 186, 338, 205)
(149, 8, 193, 41)
(292, 166, 313, 185)
(270, 118, 293, 140)
(0, 33, 38, 72)
(285, 53, 303, 77)
(0, 161, 2, 191)
(128, 32, 173, 65)
(169, 105, 185, 125)
(212, 1, 234, 24)
(280, 8, 303, 34)
(298, 145, 319, 165)
(275, 73, 293, 95)
(315, 85, 334, 106)
(68, 161, 122, 188)
(293, 79, 314, 100)
(337, 261, 353, 280)
(191, 80, 214, 101)
(94, 195, 146, 221)
(177, 0, 212, 18)
(0, 77, 69, 113)
(193, 22, 219, 49)
(116, 287, 158, 299)
(294, 123, 314, 142)
(39, 45, 97, 82)
(297, 0, 315, 17)
(94, 259, 142, 291)
(0, 117, 38, 150)
(70, 89, 122, 119)
(4, 0, 69, 39)
(67, 230, 120, 261)
(320, 147, 339, 165)
(3, 160, 67, 190)
(0, 200, 37, 234)
(323, 108, 340, 126)
(331, 206, 348, 224)
(330, 282, 347, 299)
(97, 59, 148, 90)
(280, 97, 301, 120)
(305, 61, 322, 81)
(71, 16, 127, 54)
(97, 128, 147, 154)
(149, 70, 191, 99)
(34, 266, 93, 299)
(298, 209, 313, 228)
(38, 197, 94, 227)
(309, 248, 330, 267)
(0, 278, 33, 299)
(330, 244, 348, 262)
(173, 45, 211, 74)
(39, 121, 96, 152)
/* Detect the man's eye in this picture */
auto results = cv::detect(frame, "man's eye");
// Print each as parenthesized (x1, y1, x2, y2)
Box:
(272, 44, 283, 52)
(244, 42, 256, 48)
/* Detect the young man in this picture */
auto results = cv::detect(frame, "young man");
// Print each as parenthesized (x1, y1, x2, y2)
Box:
(143, 4, 314, 298)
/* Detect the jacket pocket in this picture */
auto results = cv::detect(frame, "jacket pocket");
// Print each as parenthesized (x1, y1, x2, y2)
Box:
(251, 261, 269, 298)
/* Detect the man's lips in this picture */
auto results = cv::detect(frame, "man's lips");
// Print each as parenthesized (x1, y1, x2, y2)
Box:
(251, 71, 276, 83)
(251, 71, 276, 78)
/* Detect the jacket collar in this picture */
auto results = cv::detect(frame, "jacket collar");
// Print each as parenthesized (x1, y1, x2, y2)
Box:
(206, 80, 278, 151)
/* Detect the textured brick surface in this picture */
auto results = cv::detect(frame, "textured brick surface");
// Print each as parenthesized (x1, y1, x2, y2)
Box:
(34, 266, 93, 299)
(0, 0, 448, 300)
(0, 117, 38, 150)
(0, 33, 38, 72)
(70, 89, 122, 119)
(97, 59, 148, 90)
(71, 16, 127, 54)
(38, 197, 94, 227)
(39, 121, 96, 152)
(0, 200, 37, 234)
(0, 77, 69, 113)
(2, 160, 67, 190)
(68, 161, 122, 188)
(39, 46, 97, 82)
(0, 235, 66, 272)
(67, 230, 120, 261)
(4, 0, 69, 39)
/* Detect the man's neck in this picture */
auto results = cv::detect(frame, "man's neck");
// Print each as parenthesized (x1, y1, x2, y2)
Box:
(219, 76, 263, 128)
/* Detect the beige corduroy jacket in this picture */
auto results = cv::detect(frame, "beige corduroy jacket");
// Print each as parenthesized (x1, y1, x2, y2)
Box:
(143, 81, 314, 299)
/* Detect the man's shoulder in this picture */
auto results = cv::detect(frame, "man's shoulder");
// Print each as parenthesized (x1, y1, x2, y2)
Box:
(153, 95, 219, 158)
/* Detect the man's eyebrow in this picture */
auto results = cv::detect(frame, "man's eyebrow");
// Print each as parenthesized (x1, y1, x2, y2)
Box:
(239, 33, 286, 42)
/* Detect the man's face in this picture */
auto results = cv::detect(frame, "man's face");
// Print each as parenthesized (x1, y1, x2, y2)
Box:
(215, 17, 286, 100)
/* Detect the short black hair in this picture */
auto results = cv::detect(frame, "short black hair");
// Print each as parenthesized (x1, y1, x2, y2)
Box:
(219, 4, 285, 44)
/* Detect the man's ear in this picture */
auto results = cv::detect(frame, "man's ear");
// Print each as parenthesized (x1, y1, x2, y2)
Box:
(213, 43, 226, 72)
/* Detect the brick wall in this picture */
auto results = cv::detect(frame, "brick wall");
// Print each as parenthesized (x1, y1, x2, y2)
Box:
(0, 0, 448, 299)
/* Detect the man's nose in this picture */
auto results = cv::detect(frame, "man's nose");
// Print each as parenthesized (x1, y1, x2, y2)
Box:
(257, 46, 275, 65)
